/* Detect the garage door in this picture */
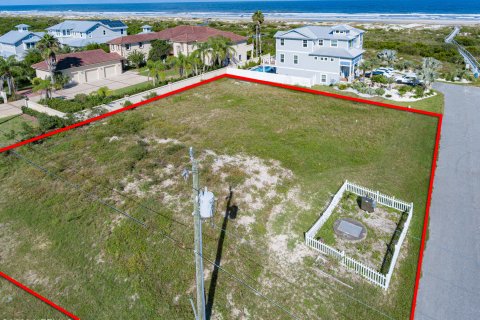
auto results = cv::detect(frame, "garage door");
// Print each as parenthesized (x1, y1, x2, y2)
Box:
(85, 69, 99, 83)
(104, 65, 117, 78)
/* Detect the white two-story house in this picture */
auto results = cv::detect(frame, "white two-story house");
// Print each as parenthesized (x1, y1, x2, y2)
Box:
(275, 25, 365, 84)
(46, 20, 127, 48)
(0, 25, 44, 61)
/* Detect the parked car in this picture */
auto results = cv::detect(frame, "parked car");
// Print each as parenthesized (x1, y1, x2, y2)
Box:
(396, 73, 422, 85)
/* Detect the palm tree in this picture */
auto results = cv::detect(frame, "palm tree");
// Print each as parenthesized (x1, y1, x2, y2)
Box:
(377, 49, 397, 67)
(32, 77, 54, 100)
(37, 34, 61, 84)
(194, 42, 211, 72)
(359, 60, 372, 80)
(167, 53, 190, 77)
(207, 36, 236, 67)
(0, 56, 22, 96)
(418, 57, 442, 88)
(146, 60, 166, 85)
(188, 51, 203, 76)
(252, 10, 265, 58)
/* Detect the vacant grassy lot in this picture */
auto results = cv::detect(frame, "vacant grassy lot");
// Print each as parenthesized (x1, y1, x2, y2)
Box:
(0, 78, 438, 319)
(0, 115, 37, 147)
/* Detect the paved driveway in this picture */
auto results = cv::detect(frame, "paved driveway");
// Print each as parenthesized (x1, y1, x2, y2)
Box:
(415, 83, 480, 320)
(31, 71, 149, 101)
(0, 102, 22, 119)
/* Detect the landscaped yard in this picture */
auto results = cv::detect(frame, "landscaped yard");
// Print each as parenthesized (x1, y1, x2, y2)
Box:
(0, 78, 438, 319)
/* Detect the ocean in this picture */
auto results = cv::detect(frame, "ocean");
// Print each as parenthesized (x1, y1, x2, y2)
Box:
(1, 1, 480, 21)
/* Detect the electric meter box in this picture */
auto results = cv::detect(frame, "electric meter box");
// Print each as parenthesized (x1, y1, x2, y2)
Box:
(199, 187, 215, 219)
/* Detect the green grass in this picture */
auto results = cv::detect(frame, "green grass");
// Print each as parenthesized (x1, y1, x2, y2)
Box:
(315, 85, 445, 114)
(0, 78, 438, 319)
(0, 115, 37, 147)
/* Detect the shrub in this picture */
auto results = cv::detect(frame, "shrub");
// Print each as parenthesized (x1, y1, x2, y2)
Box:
(386, 94, 392, 98)
(338, 83, 348, 90)
(375, 88, 386, 96)
(414, 86, 425, 98)
(398, 85, 412, 96)
(143, 92, 158, 100)
(123, 100, 133, 107)
(371, 75, 388, 84)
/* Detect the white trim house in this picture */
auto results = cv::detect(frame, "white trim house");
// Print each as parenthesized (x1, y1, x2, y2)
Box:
(46, 20, 127, 48)
(0, 25, 44, 60)
(275, 25, 365, 84)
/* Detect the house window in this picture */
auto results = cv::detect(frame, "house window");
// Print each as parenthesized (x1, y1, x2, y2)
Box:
(239, 54, 242, 61)
(331, 58, 335, 61)
(303, 40, 307, 48)
(126, 44, 131, 50)
(314, 57, 317, 60)
(139, 42, 143, 48)
(322, 75, 327, 83)
(121, 29, 124, 35)
(331, 40, 338, 47)
(67, 30, 71, 36)
(63, 30, 67, 36)
(318, 39, 323, 46)
(280, 54, 284, 63)
(103, 30, 106, 35)
(293, 55, 298, 64)
(280, 39, 284, 46)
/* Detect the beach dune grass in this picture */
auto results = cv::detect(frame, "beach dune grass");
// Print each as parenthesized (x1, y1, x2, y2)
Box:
(0, 78, 438, 319)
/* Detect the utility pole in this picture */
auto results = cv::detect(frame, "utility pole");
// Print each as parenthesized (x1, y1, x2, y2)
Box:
(190, 147, 206, 320)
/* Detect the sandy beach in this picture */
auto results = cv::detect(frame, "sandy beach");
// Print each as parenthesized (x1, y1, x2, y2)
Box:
(1, 11, 479, 26)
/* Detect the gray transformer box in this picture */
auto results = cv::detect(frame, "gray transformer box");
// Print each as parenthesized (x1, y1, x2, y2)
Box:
(360, 196, 376, 213)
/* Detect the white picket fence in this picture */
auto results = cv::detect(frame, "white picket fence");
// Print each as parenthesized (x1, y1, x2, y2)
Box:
(305, 181, 413, 290)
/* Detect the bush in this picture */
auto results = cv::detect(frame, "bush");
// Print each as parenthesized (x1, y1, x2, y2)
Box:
(375, 88, 386, 96)
(386, 94, 392, 98)
(123, 100, 133, 107)
(398, 85, 412, 96)
(414, 86, 425, 98)
(21, 106, 73, 134)
(371, 75, 388, 84)
(337, 83, 348, 90)
(143, 92, 157, 100)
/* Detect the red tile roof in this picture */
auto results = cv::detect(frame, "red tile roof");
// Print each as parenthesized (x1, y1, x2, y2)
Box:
(32, 49, 124, 71)
(107, 25, 248, 45)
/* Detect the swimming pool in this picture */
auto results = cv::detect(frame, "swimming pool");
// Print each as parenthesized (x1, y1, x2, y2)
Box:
(250, 66, 276, 73)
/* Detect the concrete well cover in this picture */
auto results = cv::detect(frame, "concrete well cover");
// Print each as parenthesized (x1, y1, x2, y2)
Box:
(333, 218, 367, 241)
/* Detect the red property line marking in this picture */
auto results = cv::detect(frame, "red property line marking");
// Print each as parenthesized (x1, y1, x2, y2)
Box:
(0, 271, 80, 320)
(0, 73, 443, 319)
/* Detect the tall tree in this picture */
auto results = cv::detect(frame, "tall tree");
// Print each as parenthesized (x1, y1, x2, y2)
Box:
(148, 39, 171, 62)
(252, 10, 265, 58)
(193, 42, 211, 72)
(207, 36, 236, 67)
(37, 34, 61, 84)
(0, 56, 22, 96)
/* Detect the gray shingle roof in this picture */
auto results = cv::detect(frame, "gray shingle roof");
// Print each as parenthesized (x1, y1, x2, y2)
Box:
(309, 47, 364, 59)
(15, 24, 30, 28)
(47, 20, 99, 33)
(275, 25, 364, 41)
(0, 31, 44, 45)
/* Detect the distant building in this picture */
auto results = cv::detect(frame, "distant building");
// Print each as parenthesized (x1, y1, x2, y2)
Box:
(0, 24, 45, 60)
(108, 25, 253, 65)
(275, 25, 365, 84)
(46, 20, 128, 48)
(32, 49, 125, 84)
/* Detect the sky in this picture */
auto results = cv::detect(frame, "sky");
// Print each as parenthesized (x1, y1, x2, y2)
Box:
(1, 0, 283, 4)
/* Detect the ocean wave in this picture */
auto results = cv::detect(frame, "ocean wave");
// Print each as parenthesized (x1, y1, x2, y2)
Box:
(2, 10, 480, 21)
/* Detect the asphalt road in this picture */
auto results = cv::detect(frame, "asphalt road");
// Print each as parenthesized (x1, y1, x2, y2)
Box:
(415, 83, 480, 320)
